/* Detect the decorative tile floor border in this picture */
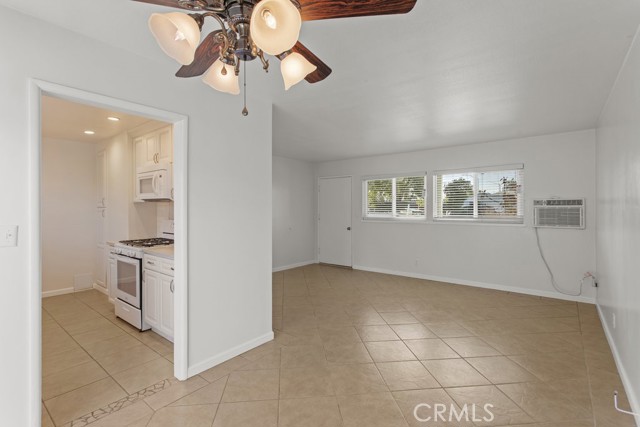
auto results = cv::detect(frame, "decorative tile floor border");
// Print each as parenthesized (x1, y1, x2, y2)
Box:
(69, 379, 171, 427)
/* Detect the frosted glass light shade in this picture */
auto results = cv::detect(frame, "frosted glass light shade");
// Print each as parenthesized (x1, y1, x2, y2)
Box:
(202, 60, 240, 95)
(250, 0, 301, 55)
(149, 12, 201, 65)
(280, 52, 317, 90)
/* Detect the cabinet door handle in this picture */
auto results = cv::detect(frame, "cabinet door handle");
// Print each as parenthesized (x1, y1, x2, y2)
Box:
(170, 280, 174, 293)
(147, 261, 155, 265)
(170, 267, 174, 271)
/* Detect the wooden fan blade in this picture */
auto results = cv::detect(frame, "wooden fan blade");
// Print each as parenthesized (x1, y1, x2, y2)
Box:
(290, 42, 332, 83)
(299, 0, 417, 21)
(175, 31, 223, 78)
(132, 0, 186, 9)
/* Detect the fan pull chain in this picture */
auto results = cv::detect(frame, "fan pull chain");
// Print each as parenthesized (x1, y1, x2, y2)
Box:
(242, 60, 249, 116)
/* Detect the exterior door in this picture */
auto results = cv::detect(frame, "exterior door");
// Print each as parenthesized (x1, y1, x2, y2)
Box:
(318, 176, 352, 267)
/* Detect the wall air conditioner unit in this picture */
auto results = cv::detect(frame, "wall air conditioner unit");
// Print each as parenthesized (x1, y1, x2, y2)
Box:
(533, 199, 585, 229)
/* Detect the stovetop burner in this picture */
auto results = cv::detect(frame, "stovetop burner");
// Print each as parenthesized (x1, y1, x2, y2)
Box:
(119, 238, 174, 248)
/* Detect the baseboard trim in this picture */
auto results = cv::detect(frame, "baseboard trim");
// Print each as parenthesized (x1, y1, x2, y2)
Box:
(597, 305, 640, 425)
(41, 287, 74, 298)
(187, 331, 275, 377)
(273, 260, 317, 273)
(92, 283, 108, 295)
(352, 265, 596, 304)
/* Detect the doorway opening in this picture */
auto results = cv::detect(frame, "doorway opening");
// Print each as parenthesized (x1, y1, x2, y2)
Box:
(28, 80, 188, 425)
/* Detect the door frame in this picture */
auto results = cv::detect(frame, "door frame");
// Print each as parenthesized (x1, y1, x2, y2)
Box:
(28, 79, 189, 424)
(317, 175, 353, 267)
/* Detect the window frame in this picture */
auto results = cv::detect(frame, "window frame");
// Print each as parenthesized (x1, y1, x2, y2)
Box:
(362, 173, 427, 222)
(432, 164, 525, 225)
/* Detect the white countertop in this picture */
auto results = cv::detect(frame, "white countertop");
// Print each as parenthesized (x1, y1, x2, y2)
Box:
(143, 245, 174, 260)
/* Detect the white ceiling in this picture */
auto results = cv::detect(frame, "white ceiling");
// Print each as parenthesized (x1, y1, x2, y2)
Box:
(42, 96, 158, 143)
(5, 0, 640, 161)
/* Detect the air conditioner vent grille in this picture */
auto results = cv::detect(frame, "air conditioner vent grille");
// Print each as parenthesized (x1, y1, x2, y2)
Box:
(533, 198, 585, 229)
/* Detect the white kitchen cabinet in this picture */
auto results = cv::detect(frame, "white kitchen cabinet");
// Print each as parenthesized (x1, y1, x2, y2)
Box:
(135, 126, 173, 169)
(160, 275, 174, 336)
(142, 254, 174, 341)
(107, 251, 117, 303)
(143, 269, 162, 330)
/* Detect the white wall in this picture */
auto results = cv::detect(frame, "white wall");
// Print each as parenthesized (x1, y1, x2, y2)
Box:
(272, 155, 316, 270)
(317, 130, 597, 302)
(0, 7, 272, 425)
(41, 138, 96, 295)
(596, 26, 640, 421)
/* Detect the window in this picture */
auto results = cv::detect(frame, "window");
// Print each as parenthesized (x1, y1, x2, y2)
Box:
(434, 165, 524, 223)
(364, 174, 426, 219)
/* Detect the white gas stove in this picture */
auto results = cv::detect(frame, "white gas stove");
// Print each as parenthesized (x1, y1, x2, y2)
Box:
(113, 237, 174, 259)
(113, 221, 174, 331)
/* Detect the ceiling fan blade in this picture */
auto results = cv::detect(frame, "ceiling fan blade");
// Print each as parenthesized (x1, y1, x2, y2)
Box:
(290, 42, 332, 83)
(132, 0, 187, 9)
(175, 31, 223, 78)
(299, 0, 417, 21)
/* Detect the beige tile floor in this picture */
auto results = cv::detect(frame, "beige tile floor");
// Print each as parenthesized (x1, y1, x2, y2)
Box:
(42, 265, 637, 427)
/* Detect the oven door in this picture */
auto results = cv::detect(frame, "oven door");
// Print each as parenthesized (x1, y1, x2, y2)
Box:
(115, 255, 141, 308)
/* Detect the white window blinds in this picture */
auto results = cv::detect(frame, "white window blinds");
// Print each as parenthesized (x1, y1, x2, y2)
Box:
(364, 175, 426, 219)
(434, 165, 524, 223)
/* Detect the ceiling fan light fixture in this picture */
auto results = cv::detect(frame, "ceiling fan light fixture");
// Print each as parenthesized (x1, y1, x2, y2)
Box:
(202, 60, 240, 95)
(148, 12, 201, 65)
(280, 52, 317, 90)
(250, 0, 301, 56)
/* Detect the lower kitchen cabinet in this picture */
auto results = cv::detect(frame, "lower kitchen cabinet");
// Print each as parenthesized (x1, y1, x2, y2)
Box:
(107, 251, 117, 302)
(143, 270, 162, 329)
(142, 254, 174, 342)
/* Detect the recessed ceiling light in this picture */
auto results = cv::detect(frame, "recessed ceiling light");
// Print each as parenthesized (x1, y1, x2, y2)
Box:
(84, 130, 95, 135)
(107, 116, 120, 122)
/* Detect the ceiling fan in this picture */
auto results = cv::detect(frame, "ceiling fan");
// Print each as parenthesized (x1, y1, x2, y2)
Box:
(136, 0, 417, 114)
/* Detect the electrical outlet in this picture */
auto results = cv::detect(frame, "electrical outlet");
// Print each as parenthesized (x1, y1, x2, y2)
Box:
(0, 225, 18, 247)
(613, 313, 616, 329)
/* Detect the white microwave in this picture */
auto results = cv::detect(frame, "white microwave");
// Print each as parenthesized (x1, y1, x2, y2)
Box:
(136, 163, 173, 201)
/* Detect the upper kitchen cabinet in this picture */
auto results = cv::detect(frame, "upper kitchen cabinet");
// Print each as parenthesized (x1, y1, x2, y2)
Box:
(134, 126, 173, 169)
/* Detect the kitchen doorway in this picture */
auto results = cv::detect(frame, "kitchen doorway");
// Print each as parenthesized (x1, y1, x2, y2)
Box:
(29, 80, 189, 424)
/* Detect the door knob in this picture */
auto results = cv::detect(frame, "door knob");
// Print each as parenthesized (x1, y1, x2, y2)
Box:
(347, 227, 351, 231)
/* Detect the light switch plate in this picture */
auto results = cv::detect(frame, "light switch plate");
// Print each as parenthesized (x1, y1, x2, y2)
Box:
(0, 225, 18, 247)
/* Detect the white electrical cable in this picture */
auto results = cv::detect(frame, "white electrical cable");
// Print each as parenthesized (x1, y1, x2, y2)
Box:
(534, 227, 583, 297)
